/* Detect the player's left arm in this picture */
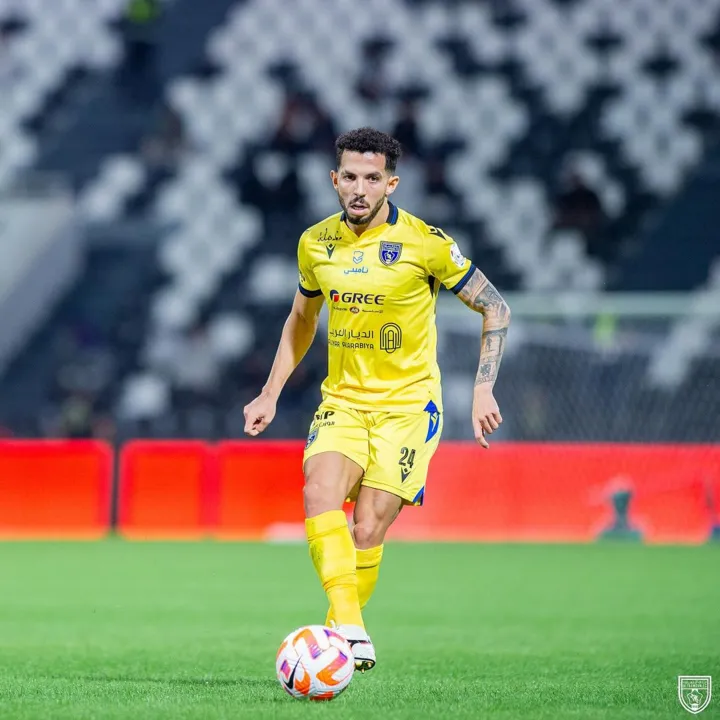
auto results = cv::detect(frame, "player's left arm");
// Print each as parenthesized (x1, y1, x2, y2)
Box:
(424, 225, 511, 448)
(455, 267, 511, 448)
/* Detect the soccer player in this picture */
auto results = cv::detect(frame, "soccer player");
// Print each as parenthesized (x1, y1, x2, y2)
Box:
(244, 128, 511, 671)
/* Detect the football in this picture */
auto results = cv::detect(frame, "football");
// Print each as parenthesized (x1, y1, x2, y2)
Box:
(276, 625, 355, 700)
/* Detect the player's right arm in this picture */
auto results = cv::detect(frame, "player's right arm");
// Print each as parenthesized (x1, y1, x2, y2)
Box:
(243, 290, 324, 436)
(244, 235, 324, 436)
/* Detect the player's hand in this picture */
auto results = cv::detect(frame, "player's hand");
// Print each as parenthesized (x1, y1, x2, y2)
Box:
(472, 385, 502, 449)
(243, 391, 277, 437)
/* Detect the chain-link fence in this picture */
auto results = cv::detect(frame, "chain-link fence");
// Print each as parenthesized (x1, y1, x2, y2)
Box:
(436, 293, 720, 444)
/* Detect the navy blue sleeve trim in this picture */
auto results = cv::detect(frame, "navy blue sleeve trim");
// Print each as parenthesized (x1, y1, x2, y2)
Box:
(450, 264, 477, 294)
(298, 283, 323, 298)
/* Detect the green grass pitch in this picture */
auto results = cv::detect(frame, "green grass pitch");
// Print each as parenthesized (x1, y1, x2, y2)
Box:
(0, 541, 718, 719)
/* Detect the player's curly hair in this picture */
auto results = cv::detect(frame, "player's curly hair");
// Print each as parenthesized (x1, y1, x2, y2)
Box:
(335, 127, 402, 173)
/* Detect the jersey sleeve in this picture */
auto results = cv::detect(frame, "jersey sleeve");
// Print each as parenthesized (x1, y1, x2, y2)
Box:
(297, 233, 323, 298)
(424, 226, 476, 294)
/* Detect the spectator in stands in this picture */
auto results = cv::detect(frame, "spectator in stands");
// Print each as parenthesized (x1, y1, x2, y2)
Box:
(356, 38, 393, 104)
(271, 91, 336, 156)
(140, 101, 187, 171)
(423, 153, 461, 222)
(0, 25, 23, 88)
(56, 393, 96, 439)
(168, 322, 220, 407)
(118, 0, 162, 104)
(238, 152, 304, 219)
(552, 166, 618, 264)
(392, 98, 423, 159)
(553, 168, 604, 235)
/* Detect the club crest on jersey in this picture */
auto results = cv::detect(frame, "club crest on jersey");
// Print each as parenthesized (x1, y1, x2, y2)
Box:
(379, 241, 402, 266)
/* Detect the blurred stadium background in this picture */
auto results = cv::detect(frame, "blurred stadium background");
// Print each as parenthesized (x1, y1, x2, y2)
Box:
(0, 0, 720, 529)
(1, 0, 720, 449)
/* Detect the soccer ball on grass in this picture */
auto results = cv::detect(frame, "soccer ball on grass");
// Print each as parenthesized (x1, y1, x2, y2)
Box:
(276, 625, 355, 700)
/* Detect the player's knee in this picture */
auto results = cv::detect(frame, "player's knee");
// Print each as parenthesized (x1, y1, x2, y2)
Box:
(303, 481, 328, 516)
(303, 479, 344, 517)
(352, 521, 385, 550)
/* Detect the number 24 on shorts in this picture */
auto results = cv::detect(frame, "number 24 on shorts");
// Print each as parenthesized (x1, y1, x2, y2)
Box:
(399, 447, 416, 482)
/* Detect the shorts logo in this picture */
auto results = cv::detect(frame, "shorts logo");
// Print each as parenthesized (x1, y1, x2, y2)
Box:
(380, 323, 402, 354)
(379, 241, 402, 266)
(678, 676, 712, 714)
(305, 427, 319, 449)
(424, 400, 441, 443)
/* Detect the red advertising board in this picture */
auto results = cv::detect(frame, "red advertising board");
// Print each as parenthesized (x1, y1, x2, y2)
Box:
(0, 440, 112, 538)
(212, 442, 720, 544)
(117, 440, 216, 539)
(0, 441, 717, 542)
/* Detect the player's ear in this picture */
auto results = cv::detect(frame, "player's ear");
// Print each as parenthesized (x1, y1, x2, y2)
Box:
(385, 174, 400, 196)
(330, 169, 339, 189)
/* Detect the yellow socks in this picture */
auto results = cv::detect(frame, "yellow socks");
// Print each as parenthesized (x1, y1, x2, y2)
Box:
(325, 544, 384, 627)
(306, 510, 364, 628)
(356, 544, 384, 608)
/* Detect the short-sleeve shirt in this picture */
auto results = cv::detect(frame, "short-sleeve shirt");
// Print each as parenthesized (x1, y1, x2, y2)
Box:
(297, 202, 475, 413)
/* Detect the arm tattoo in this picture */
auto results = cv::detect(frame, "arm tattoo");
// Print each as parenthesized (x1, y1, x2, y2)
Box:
(456, 268, 511, 387)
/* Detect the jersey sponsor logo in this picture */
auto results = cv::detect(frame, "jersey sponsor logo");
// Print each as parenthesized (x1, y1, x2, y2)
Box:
(380, 323, 402, 354)
(344, 266, 368, 276)
(424, 400, 441, 443)
(328, 327, 375, 349)
(379, 241, 402, 266)
(329, 329, 374, 340)
(450, 242, 466, 268)
(329, 339, 375, 349)
(344, 250, 368, 275)
(329, 289, 385, 307)
(312, 410, 336, 428)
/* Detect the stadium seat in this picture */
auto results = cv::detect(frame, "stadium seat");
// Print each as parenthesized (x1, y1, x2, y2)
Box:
(2, 0, 720, 441)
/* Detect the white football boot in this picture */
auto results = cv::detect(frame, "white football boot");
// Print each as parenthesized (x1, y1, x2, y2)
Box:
(335, 623, 376, 672)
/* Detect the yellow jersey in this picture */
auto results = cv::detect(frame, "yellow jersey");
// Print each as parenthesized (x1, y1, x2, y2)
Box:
(297, 202, 475, 413)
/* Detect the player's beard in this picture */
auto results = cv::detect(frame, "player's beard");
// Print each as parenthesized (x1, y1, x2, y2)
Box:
(339, 193, 387, 228)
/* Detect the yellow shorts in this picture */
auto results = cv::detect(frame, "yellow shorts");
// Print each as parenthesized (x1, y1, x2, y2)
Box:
(302, 399, 442, 506)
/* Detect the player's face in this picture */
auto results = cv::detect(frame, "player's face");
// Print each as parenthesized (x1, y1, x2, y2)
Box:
(332, 151, 399, 227)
